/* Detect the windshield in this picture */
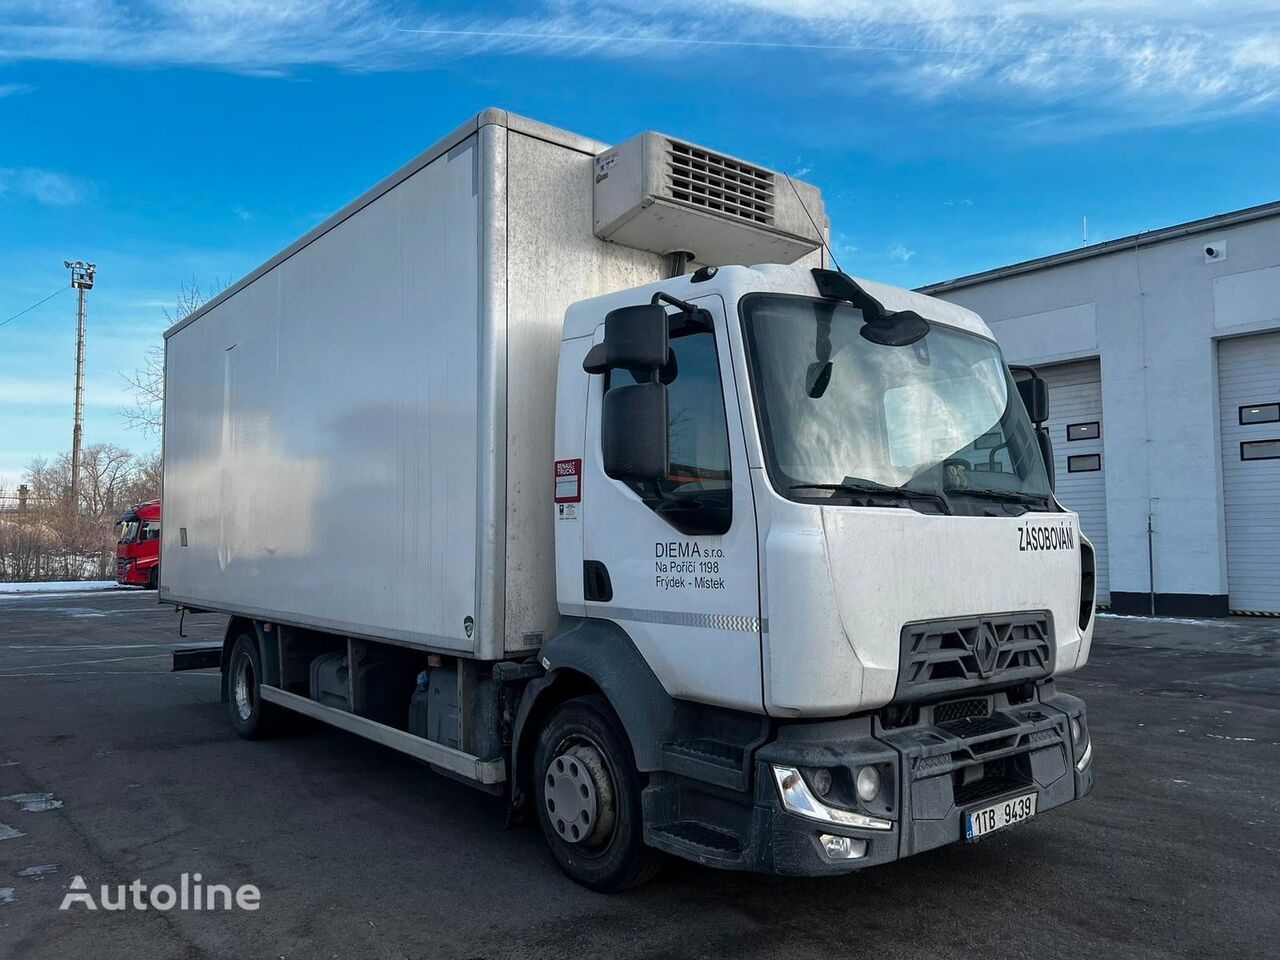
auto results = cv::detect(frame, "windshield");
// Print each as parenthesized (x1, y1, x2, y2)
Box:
(118, 520, 140, 544)
(740, 294, 1052, 513)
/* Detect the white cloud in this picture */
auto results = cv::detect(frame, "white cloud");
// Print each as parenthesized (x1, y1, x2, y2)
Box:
(232, 202, 252, 221)
(0, 1, 402, 75)
(0, 82, 34, 97)
(831, 233, 860, 265)
(0, 2, 1274, 126)
(889, 242, 916, 262)
(0, 168, 87, 206)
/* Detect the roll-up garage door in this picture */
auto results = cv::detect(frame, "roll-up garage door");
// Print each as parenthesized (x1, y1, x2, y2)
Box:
(1040, 360, 1109, 604)
(1217, 331, 1280, 614)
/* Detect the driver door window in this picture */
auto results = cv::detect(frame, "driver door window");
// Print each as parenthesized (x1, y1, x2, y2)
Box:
(606, 321, 732, 531)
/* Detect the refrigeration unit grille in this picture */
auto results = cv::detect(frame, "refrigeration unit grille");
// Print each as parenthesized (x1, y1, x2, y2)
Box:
(666, 140, 775, 226)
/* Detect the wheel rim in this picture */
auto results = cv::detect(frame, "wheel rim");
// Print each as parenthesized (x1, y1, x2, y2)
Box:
(232, 652, 255, 722)
(544, 739, 616, 850)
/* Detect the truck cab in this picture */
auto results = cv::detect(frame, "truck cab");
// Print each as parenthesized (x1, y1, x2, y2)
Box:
(116, 498, 160, 588)
(535, 262, 1094, 880)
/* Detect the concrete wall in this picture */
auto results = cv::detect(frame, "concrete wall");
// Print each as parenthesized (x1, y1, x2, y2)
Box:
(929, 213, 1280, 614)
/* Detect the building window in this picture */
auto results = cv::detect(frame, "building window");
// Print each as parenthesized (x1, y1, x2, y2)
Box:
(1068, 453, 1101, 472)
(1238, 403, 1280, 425)
(1240, 440, 1280, 462)
(1066, 421, 1100, 441)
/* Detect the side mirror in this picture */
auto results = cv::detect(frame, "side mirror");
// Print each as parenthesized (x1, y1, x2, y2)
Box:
(583, 304, 669, 374)
(1011, 366, 1049, 424)
(603, 382, 668, 481)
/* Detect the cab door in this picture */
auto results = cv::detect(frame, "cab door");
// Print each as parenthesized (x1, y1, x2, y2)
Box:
(582, 295, 762, 712)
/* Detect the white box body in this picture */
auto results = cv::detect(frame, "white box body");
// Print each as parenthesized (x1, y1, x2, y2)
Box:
(161, 110, 677, 659)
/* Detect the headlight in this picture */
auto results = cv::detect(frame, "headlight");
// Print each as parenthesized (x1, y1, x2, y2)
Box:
(1075, 739, 1093, 771)
(1070, 717, 1082, 744)
(772, 766, 892, 831)
(855, 766, 881, 802)
(819, 833, 867, 861)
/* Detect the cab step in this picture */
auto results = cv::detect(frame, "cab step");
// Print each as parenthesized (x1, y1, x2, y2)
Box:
(660, 738, 748, 791)
(646, 819, 746, 867)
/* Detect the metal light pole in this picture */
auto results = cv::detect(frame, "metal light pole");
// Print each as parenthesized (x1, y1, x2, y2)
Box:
(64, 260, 95, 515)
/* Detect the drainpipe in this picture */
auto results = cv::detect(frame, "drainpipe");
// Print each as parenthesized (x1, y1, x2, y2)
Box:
(1147, 497, 1161, 616)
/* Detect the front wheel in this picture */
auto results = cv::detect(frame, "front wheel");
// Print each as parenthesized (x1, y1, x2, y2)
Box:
(533, 695, 662, 892)
(226, 632, 280, 740)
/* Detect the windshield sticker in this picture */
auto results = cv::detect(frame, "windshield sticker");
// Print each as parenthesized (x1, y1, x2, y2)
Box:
(1019, 521, 1076, 552)
(655, 540, 726, 591)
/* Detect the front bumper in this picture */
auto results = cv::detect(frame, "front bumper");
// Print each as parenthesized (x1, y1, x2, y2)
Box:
(755, 685, 1092, 875)
(645, 684, 1092, 876)
(116, 558, 154, 586)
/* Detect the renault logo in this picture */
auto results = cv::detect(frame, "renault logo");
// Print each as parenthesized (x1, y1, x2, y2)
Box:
(973, 626, 1001, 679)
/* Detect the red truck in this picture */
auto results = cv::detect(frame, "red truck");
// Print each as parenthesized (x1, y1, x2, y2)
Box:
(116, 499, 160, 588)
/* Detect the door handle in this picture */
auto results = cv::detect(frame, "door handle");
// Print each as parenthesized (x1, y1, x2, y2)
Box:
(583, 561, 613, 602)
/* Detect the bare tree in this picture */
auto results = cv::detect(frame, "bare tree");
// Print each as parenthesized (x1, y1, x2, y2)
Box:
(77, 443, 137, 519)
(120, 276, 226, 436)
(0, 445, 163, 582)
(123, 452, 163, 505)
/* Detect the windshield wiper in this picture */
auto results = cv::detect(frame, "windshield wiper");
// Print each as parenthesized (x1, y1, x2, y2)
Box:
(790, 479, 952, 515)
(945, 486, 1052, 508)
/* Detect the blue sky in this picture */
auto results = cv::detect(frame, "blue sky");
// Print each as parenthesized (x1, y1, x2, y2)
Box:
(1, 1, 1278, 487)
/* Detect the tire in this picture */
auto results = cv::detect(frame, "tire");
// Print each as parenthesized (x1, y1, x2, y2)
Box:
(226, 632, 280, 740)
(146, 567, 158, 591)
(533, 695, 663, 892)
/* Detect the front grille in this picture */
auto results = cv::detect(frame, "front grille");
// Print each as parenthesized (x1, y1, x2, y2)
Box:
(666, 140, 775, 226)
(953, 772, 1032, 807)
(937, 713, 1016, 739)
(897, 612, 1054, 702)
(933, 698, 990, 725)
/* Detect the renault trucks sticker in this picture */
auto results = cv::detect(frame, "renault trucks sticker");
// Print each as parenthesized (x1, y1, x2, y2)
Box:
(554, 459, 582, 503)
(1019, 520, 1076, 552)
(655, 540, 726, 591)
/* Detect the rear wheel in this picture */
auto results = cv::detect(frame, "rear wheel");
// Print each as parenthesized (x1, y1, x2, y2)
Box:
(533, 695, 662, 891)
(226, 632, 280, 740)
(146, 567, 157, 590)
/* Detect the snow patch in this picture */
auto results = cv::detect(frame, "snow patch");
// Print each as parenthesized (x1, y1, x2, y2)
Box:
(2, 792, 63, 812)
(0, 581, 124, 595)
(17, 864, 58, 879)
(1097, 613, 1237, 628)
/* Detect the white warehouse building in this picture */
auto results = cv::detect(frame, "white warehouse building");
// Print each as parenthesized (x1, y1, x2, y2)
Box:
(921, 201, 1280, 617)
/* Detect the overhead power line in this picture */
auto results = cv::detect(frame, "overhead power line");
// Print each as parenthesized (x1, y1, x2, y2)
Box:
(0, 286, 69, 328)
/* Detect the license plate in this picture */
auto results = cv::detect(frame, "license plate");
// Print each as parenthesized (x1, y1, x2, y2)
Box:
(965, 792, 1037, 840)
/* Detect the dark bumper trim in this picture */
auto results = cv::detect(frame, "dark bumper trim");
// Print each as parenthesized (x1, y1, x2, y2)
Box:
(720, 689, 1093, 876)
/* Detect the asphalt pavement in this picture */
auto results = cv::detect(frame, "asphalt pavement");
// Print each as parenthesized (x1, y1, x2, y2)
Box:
(0, 588, 1276, 959)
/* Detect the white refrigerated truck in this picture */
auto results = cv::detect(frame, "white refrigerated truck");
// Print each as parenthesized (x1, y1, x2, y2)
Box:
(164, 108, 1095, 890)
